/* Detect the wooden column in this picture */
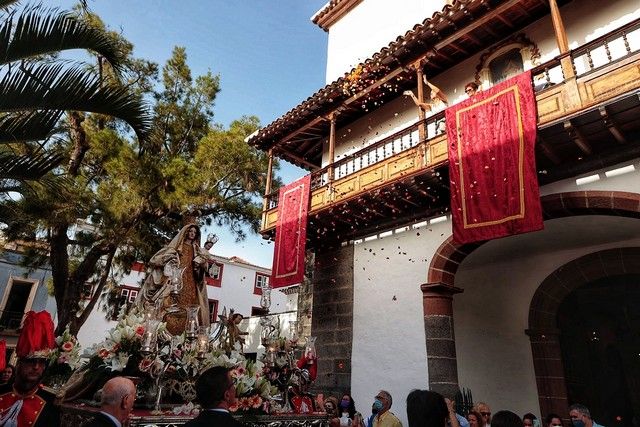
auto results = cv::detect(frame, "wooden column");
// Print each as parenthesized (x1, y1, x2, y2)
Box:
(415, 65, 427, 141)
(549, 0, 581, 108)
(327, 114, 337, 183)
(261, 149, 274, 228)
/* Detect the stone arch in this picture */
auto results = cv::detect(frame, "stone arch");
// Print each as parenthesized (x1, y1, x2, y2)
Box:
(526, 247, 640, 418)
(426, 190, 640, 286)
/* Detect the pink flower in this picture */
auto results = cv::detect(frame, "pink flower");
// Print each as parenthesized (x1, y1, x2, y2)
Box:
(57, 355, 69, 364)
(250, 395, 262, 409)
(61, 341, 74, 352)
(98, 348, 110, 359)
(229, 401, 240, 412)
(135, 326, 145, 336)
(231, 366, 245, 378)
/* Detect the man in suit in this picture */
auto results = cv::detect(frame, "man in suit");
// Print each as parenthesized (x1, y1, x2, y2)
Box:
(82, 377, 136, 427)
(184, 366, 242, 427)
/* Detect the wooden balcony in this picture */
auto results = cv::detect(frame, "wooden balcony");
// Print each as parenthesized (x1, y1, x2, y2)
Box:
(261, 20, 640, 245)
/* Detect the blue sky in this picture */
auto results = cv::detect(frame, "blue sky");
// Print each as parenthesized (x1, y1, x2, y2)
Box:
(59, 0, 329, 267)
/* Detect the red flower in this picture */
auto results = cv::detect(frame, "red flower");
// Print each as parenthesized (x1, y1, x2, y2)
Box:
(61, 341, 74, 352)
(229, 401, 240, 412)
(239, 397, 251, 410)
(138, 358, 153, 371)
(98, 348, 110, 359)
(135, 326, 145, 336)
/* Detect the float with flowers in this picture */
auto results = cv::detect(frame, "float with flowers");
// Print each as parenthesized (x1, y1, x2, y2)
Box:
(56, 286, 324, 426)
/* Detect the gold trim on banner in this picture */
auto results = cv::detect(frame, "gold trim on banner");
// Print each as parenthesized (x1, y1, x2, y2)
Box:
(455, 85, 526, 229)
(273, 181, 308, 279)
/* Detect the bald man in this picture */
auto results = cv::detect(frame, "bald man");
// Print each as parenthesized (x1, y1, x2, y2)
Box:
(82, 377, 136, 427)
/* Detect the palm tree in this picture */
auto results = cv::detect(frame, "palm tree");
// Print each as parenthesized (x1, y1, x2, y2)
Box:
(0, 0, 151, 192)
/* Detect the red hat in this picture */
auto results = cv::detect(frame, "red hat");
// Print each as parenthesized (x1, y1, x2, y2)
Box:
(15, 311, 55, 359)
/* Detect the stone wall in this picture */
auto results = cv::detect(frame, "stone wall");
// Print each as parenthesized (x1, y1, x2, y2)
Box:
(310, 244, 354, 396)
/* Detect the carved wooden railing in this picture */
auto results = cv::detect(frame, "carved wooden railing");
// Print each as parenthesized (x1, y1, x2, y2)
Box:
(260, 18, 640, 232)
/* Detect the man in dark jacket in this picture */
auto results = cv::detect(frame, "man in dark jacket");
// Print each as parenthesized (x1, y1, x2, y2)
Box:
(82, 377, 136, 427)
(184, 366, 242, 427)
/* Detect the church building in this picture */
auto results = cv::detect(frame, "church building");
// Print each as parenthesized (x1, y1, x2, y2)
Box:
(247, 0, 640, 425)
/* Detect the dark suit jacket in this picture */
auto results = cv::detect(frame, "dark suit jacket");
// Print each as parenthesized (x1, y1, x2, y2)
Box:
(81, 412, 119, 427)
(184, 409, 243, 427)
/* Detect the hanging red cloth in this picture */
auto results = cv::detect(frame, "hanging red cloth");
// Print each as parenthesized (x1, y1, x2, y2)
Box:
(271, 175, 311, 288)
(445, 71, 543, 244)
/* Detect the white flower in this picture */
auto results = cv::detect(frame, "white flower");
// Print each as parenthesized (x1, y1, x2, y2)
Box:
(110, 352, 130, 371)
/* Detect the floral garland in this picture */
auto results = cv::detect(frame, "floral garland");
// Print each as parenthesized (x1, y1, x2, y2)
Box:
(77, 312, 276, 412)
(43, 326, 82, 388)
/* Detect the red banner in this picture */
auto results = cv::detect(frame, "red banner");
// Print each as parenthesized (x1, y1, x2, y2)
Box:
(271, 174, 311, 288)
(445, 71, 543, 244)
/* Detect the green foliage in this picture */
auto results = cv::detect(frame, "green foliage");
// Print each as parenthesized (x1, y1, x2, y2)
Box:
(0, 27, 278, 335)
(0, 1, 151, 194)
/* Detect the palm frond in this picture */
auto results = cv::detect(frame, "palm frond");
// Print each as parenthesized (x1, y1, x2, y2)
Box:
(0, 110, 62, 144)
(0, 0, 19, 11)
(0, 7, 126, 72)
(0, 150, 64, 181)
(0, 63, 151, 141)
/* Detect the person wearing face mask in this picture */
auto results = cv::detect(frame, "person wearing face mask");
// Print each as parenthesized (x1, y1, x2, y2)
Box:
(373, 390, 402, 427)
(569, 404, 605, 427)
(368, 403, 379, 427)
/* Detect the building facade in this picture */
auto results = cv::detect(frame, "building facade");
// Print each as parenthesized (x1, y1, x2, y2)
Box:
(249, 0, 640, 425)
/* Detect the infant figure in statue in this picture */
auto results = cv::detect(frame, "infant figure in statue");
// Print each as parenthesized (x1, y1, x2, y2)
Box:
(134, 224, 212, 335)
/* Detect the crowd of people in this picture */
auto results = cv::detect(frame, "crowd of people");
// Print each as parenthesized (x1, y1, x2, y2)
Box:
(0, 310, 607, 427)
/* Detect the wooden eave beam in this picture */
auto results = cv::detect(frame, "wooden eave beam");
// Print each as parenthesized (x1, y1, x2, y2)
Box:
(495, 14, 515, 29)
(433, 0, 526, 51)
(274, 148, 320, 170)
(599, 106, 627, 144)
(563, 121, 593, 155)
(537, 135, 562, 165)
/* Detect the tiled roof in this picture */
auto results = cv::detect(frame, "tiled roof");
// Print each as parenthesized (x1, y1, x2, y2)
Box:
(248, 0, 485, 151)
(312, 0, 363, 31)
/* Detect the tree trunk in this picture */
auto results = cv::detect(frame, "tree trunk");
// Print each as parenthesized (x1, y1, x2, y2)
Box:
(68, 111, 89, 176)
(50, 224, 71, 335)
(69, 246, 116, 336)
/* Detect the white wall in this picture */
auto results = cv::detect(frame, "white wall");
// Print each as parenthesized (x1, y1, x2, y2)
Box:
(351, 219, 451, 426)
(325, 0, 448, 82)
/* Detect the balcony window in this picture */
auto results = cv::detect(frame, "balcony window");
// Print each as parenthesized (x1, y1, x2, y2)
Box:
(254, 273, 269, 295)
(0, 277, 38, 331)
(206, 262, 223, 287)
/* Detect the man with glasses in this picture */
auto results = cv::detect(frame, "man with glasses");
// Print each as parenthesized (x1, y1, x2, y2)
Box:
(82, 377, 136, 427)
(372, 390, 402, 427)
(473, 402, 492, 427)
(185, 366, 242, 427)
(569, 404, 604, 427)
